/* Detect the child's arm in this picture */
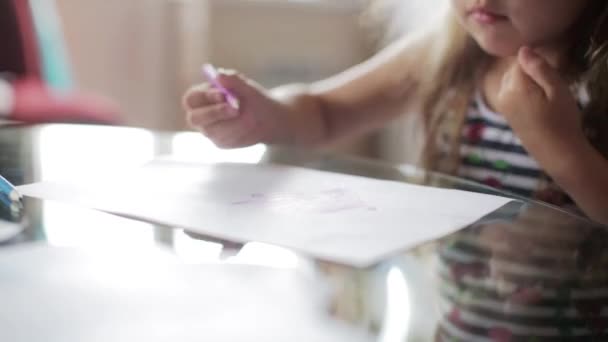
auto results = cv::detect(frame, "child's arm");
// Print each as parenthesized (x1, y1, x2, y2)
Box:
(498, 47, 608, 224)
(183, 31, 432, 148)
(553, 143, 608, 225)
(271, 31, 432, 146)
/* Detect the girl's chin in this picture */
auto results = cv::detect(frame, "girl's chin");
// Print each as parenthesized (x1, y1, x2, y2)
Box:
(475, 39, 521, 58)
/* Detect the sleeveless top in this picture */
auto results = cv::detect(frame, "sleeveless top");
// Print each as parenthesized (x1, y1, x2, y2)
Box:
(457, 91, 574, 207)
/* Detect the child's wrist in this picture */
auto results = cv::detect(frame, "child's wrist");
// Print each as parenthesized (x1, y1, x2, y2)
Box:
(546, 134, 598, 191)
(272, 91, 328, 146)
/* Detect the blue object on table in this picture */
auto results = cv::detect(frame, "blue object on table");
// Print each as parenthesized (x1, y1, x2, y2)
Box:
(0, 173, 24, 243)
(0, 174, 22, 213)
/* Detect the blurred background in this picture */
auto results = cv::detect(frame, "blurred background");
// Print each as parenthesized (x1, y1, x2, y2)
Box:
(59, 0, 371, 130)
(6, 0, 437, 161)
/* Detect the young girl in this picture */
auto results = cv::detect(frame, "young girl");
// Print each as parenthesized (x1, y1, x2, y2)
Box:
(184, 2, 608, 339)
(182, 0, 608, 226)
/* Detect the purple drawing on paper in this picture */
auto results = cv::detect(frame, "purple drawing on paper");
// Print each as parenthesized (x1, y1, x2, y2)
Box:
(231, 188, 377, 214)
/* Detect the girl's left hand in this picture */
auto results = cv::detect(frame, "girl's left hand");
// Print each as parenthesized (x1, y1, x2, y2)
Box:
(496, 47, 586, 171)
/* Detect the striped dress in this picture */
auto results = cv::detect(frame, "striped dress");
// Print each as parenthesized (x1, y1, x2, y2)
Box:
(457, 91, 574, 207)
(436, 91, 608, 341)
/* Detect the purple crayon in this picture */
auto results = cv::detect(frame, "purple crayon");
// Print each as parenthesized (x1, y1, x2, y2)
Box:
(202, 64, 240, 110)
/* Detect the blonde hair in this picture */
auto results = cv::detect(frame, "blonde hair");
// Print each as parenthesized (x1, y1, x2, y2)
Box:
(418, 9, 486, 174)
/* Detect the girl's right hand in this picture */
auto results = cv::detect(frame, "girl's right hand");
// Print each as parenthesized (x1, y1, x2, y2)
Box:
(182, 70, 287, 148)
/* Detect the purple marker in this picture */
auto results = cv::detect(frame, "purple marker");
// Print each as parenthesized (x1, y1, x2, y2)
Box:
(202, 64, 240, 110)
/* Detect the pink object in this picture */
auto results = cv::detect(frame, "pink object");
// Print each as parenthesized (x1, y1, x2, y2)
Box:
(202, 64, 240, 110)
(1, 0, 122, 124)
(489, 327, 513, 342)
(9, 78, 121, 124)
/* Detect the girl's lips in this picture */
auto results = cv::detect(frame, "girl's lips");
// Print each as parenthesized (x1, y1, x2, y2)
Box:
(469, 8, 508, 25)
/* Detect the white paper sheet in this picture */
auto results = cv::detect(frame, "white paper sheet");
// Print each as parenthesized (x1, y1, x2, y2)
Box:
(17, 161, 513, 267)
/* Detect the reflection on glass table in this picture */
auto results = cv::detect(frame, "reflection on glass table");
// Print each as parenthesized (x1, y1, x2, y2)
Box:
(0, 123, 606, 341)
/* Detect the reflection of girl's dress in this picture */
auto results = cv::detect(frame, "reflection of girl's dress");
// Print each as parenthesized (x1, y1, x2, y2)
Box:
(436, 206, 608, 341)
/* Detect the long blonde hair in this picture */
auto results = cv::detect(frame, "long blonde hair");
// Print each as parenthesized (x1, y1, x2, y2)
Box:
(418, 9, 485, 174)
(398, 1, 608, 174)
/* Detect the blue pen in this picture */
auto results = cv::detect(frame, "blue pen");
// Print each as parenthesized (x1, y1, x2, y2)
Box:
(0, 175, 23, 218)
(0, 174, 21, 201)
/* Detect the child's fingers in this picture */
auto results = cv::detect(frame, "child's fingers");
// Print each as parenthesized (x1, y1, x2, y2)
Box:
(216, 72, 263, 101)
(182, 85, 226, 110)
(182, 84, 209, 110)
(187, 103, 239, 128)
(518, 46, 562, 99)
(513, 64, 537, 92)
(503, 61, 542, 98)
(204, 119, 252, 148)
(189, 89, 226, 109)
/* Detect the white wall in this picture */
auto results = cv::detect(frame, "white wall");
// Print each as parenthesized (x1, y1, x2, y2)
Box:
(56, 0, 372, 131)
(206, 0, 372, 87)
(56, 0, 191, 130)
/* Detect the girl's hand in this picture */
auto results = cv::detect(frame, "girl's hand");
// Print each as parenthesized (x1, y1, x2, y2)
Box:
(496, 47, 586, 172)
(182, 70, 287, 148)
(497, 48, 608, 224)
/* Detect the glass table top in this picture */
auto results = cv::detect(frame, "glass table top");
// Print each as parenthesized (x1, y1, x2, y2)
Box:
(0, 123, 606, 341)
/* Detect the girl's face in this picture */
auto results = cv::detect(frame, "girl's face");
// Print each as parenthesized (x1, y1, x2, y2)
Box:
(451, 0, 590, 57)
